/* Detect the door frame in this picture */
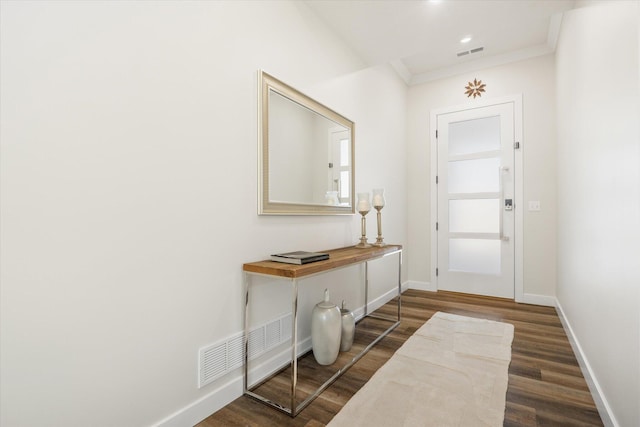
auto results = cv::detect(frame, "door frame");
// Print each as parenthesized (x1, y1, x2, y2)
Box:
(430, 94, 524, 302)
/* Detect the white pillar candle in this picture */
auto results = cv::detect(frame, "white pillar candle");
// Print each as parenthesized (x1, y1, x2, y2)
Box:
(357, 193, 370, 212)
(372, 189, 385, 208)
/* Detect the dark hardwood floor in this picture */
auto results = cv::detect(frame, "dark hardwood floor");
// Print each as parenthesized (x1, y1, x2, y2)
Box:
(197, 290, 603, 427)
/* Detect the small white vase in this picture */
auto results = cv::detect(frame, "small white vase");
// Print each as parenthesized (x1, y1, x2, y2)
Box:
(311, 289, 341, 365)
(340, 301, 355, 352)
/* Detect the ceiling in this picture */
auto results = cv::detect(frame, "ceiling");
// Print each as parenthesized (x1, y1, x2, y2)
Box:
(304, 0, 576, 85)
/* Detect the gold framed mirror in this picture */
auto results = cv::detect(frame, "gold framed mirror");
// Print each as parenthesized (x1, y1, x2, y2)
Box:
(258, 71, 355, 215)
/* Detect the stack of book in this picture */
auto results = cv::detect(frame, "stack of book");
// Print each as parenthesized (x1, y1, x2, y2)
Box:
(270, 251, 329, 265)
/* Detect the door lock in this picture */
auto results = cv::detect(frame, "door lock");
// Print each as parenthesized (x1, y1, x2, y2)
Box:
(505, 199, 513, 211)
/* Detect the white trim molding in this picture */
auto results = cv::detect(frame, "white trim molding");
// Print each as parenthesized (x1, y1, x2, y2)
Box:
(406, 280, 437, 292)
(152, 375, 242, 427)
(404, 12, 565, 86)
(411, 45, 553, 86)
(520, 293, 556, 307)
(555, 300, 618, 427)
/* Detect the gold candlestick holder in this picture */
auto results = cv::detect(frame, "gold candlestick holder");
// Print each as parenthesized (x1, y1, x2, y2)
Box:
(372, 188, 386, 247)
(373, 206, 385, 247)
(356, 211, 372, 248)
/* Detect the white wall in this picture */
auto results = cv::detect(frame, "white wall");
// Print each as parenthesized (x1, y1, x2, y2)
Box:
(555, 2, 640, 426)
(407, 54, 557, 299)
(0, 1, 408, 426)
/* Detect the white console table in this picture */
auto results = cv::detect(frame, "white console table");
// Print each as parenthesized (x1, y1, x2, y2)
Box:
(242, 244, 402, 417)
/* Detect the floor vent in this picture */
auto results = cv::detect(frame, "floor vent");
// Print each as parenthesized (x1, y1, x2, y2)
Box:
(198, 313, 293, 388)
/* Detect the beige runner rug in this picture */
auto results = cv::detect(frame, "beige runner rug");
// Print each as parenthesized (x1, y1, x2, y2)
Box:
(328, 312, 514, 427)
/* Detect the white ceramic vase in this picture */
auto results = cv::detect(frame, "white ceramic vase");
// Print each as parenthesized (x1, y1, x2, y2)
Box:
(340, 301, 355, 352)
(311, 289, 341, 365)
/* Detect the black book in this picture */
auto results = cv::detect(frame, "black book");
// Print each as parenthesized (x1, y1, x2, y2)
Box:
(270, 251, 329, 265)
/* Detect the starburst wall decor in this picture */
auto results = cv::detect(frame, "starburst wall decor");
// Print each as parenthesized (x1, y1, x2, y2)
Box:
(465, 78, 486, 98)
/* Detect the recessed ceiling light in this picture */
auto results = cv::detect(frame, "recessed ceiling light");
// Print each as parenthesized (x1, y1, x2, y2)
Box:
(460, 36, 472, 44)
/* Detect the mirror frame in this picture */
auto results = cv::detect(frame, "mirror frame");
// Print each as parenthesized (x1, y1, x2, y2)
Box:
(258, 71, 355, 215)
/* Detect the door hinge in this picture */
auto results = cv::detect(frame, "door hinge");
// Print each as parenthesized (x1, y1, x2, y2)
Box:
(436, 222, 438, 231)
(436, 175, 438, 184)
(435, 130, 438, 138)
(514, 141, 520, 149)
(436, 268, 439, 277)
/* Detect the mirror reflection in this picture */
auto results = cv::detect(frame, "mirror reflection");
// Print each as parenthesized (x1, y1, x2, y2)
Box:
(259, 71, 355, 215)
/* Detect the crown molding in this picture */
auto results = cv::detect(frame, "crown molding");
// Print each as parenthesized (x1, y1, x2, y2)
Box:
(407, 43, 554, 85)
(390, 59, 412, 85)
(394, 11, 566, 86)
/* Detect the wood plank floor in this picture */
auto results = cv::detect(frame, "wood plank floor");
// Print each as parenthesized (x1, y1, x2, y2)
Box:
(197, 290, 603, 427)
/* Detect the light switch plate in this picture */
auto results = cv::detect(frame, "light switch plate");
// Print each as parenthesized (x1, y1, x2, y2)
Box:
(528, 201, 541, 211)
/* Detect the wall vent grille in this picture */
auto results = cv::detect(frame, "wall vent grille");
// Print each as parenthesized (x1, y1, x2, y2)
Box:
(265, 320, 280, 349)
(247, 328, 265, 359)
(198, 312, 292, 388)
(226, 335, 244, 371)
(457, 46, 485, 57)
(281, 314, 292, 341)
(199, 342, 226, 387)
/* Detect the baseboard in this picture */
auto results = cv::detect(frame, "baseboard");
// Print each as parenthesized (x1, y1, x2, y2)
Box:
(153, 334, 312, 427)
(400, 280, 411, 293)
(152, 374, 242, 427)
(520, 292, 556, 307)
(349, 281, 410, 322)
(153, 284, 406, 427)
(555, 299, 618, 427)
(406, 280, 436, 292)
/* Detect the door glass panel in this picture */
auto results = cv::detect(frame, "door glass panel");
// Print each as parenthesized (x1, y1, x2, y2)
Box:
(448, 116, 500, 156)
(449, 199, 499, 233)
(340, 139, 349, 166)
(449, 239, 501, 275)
(448, 157, 500, 194)
(339, 170, 349, 199)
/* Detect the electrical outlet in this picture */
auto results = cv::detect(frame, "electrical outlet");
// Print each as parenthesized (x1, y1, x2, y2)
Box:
(528, 201, 541, 211)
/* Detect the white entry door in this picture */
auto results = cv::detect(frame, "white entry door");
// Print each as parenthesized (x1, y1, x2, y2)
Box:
(328, 129, 351, 204)
(436, 102, 515, 299)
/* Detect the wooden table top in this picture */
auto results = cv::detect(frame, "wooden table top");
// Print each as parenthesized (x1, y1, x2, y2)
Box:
(243, 244, 402, 279)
